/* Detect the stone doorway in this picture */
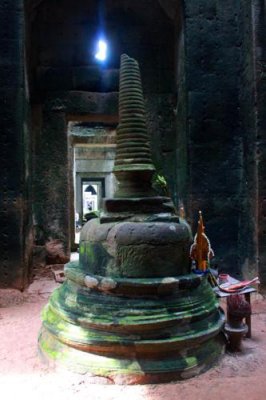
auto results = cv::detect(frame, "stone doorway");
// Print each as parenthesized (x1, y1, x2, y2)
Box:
(68, 121, 117, 250)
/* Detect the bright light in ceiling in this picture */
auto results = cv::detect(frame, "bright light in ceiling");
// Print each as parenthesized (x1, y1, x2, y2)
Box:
(95, 39, 107, 61)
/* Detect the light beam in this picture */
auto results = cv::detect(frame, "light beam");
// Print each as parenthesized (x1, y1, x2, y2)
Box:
(95, 39, 107, 61)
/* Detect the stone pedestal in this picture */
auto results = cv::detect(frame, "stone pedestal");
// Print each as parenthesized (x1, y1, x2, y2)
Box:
(39, 54, 224, 383)
(39, 197, 225, 383)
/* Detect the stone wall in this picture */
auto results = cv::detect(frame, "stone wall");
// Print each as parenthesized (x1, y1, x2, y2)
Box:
(29, 0, 177, 263)
(1, 0, 264, 287)
(0, 1, 32, 289)
(178, 1, 256, 277)
(32, 92, 118, 264)
(74, 143, 116, 215)
(252, 0, 266, 286)
(238, 1, 258, 278)
(176, 20, 188, 208)
(33, 111, 69, 248)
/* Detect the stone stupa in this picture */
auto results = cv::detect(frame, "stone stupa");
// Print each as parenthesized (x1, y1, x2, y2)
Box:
(38, 54, 225, 384)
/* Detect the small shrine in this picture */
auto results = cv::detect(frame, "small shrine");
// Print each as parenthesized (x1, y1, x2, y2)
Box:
(39, 54, 225, 384)
(190, 210, 214, 272)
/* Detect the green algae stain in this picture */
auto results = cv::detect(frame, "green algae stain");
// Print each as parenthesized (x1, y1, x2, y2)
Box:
(79, 243, 85, 255)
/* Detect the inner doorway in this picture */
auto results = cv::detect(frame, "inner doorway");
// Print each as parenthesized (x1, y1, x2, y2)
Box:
(81, 177, 105, 219)
(68, 120, 117, 248)
(75, 177, 106, 244)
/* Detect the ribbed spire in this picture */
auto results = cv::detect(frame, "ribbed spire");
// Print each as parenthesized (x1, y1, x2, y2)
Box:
(114, 54, 155, 198)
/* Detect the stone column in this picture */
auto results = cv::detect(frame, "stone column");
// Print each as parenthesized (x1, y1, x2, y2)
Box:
(252, 0, 266, 287)
(0, 1, 29, 289)
(180, 1, 249, 277)
(33, 110, 70, 260)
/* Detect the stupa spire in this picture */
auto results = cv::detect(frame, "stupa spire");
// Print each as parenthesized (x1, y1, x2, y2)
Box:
(114, 54, 155, 198)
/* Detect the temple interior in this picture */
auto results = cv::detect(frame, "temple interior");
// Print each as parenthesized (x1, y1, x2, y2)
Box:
(1, 0, 266, 398)
(1, 0, 266, 290)
(1, 0, 266, 289)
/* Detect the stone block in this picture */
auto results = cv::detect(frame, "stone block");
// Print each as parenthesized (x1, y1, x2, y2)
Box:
(0, 1, 23, 12)
(37, 67, 73, 92)
(0, 10, 23, 40)
(72, 67, 101, 90)
(158, 69, 175, 93)
(190, 140, 243, 169)
(187, 91, 207, 120)
(44, 91, 118, 115)
(32, 246, 47, 269)
(45, 239, 70, 265)
(0, 65, 23, 88)
(0, 202, 25, 289)
(184, 1, 216, 18)
(100, 69, 119, 92)
(190, 168, 242, 196)
(76, 159, 114, 173)
(142, 68, 159, 93)
(0, 39, 22, 66)
(39, 42, 75, 67)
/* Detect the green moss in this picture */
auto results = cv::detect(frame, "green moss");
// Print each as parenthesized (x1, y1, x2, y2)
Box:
(39, 327, 223, 377)
(79, 244, 85, 255)
(39, 258, 224, 381)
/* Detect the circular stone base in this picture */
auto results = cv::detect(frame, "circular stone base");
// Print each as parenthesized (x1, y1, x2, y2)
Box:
(39, 328, 224, 384)
(39, 271, 225, 383)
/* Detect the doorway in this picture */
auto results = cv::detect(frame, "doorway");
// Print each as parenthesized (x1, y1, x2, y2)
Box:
(74, 177, 106, 244)
(81, 178, 105, 219)
(68, 121, 117, 248)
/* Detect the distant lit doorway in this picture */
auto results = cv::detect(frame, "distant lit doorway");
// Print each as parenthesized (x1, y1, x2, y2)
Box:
(81, 178, 105, 221)
(68, 121, 117, 248)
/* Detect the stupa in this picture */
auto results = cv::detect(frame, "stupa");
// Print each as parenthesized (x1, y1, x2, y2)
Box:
(39, 54, 225, 384)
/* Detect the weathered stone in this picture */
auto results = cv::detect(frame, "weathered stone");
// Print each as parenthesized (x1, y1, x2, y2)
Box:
(84, 275, 99, 288)
(104, 197, 175, 214)
(32, 245, 47, 269)
(39, 54, 224, 383)
(45, 239, 70, 265)
(98, 277, 117, 291)
(44, 91, 118, 115)
(0, 2, 29, 290)
(79, 218, 191, 278)
(34, 112, 69, 250)
(113, 54, 155, 198)
(2, 0, 262, 293)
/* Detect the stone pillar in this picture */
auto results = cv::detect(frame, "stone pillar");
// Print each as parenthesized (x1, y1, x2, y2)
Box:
(0, 1, 29, 289)
(252, 0, 266, 286)
(238, 0, 258, 279)
(33, 111, 70, 260)
(180, 1, 250, 277)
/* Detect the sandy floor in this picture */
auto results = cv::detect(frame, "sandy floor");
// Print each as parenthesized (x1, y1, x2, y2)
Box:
(1, 278, 266, 400)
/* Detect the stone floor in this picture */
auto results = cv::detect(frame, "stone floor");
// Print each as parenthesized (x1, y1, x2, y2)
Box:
(0, 277, 266, 400)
